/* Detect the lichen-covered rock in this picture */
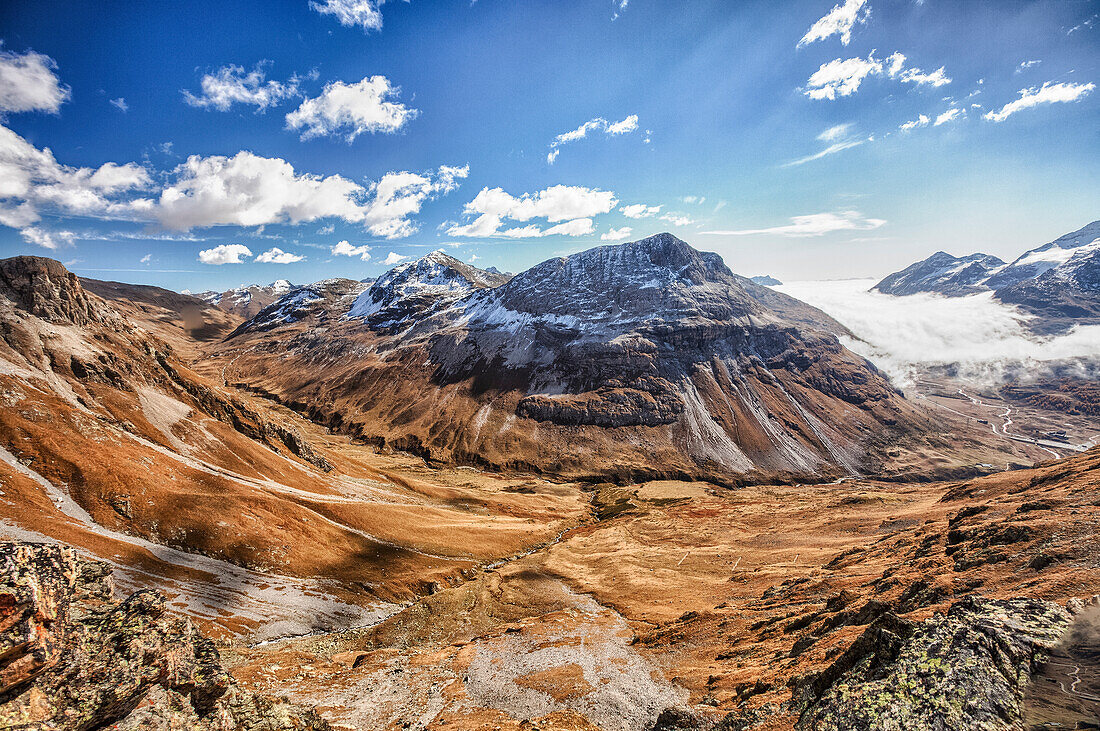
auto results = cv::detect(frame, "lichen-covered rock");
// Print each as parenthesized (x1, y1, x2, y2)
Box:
(796, 595, 1072, 731)
(0, 541, 330, 731)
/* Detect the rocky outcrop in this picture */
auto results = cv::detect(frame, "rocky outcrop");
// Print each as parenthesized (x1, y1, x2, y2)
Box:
(0, 256, 112, 327)
(0, 541, 331, 730)
(795, 595, 1072, 730)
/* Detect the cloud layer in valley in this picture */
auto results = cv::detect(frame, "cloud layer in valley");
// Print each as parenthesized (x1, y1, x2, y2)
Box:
(776, 279, 1100, 386)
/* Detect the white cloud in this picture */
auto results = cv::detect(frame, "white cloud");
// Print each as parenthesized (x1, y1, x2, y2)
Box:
(382, 251, 408, 265)
(20, 226, 75, 249)
(934, 107, 963, 126)
(817, 123, 852, 142)
(775, 279, 1100, 386)
(448, 184, 617, 237)
(1016, 60, 1042, 73)
(659, 213, 694, 227)
(899, 113, 930, 130)
(0, 49, 70, 114)
(110, 97, 128, 112)
(606, 114, 639, 135)
(140, 253, 152, 264)
(983, 81, 1095, 122)
(310, 0, 387, 32)
(547, 114, 640, 163)
(702, 210, 885, 237)
(601, 226, 633, 241)
(0, 124, 153, 228)
(255, 246, 304, 263)
(198, 243, 252, 264)
(804, 55, 883, 99)
(679, 195, 705, 205)
(783, 138, 865, 167)
(332, 240, 371, 260)
(286, 75, 416, 141)
(183, 64, 300, 112)
(804, 51, 951, 100)
(798, 0, 869, 48)
(317, 223, 335, 234)
(619, 203, 661, 218)
(894, 64, 951, 87)
(156, 152, 465, 237)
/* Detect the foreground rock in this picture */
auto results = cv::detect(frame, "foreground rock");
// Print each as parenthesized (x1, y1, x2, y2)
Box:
(0, 541, 330, 730)
(795, 595, 1073, 730)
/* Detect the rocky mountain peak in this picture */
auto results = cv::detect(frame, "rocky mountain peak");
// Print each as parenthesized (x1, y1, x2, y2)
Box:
(346, 251, 508, 326)
(478, 233, 757, 326)
(0, 255, 109, 326)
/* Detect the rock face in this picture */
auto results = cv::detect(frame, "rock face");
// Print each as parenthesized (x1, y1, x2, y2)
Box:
(212, 234, 950, 483)
(873, 251, 1007, 297)
(796, 595, 1072, 731)
(0, 540, 330, 730)
(0, 255, 113, 327)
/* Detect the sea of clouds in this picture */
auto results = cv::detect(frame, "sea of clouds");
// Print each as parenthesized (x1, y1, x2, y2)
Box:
(775, 279, 1100, 388)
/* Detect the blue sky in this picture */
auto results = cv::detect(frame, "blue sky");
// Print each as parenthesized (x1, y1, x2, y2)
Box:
(0, 0, 1096, 291)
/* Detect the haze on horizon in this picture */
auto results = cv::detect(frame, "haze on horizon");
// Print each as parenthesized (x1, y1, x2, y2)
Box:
(0, 0, 1096, 292)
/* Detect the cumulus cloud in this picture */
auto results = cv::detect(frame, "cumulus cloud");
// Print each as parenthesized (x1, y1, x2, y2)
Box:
(899, 113, 930, 130)
(798, 0, 869, 48)
(140, 253, 152, 264)
(0, 123, 463, 241)
(546, 114, 639, 163)
(0, 49, 70, 114)
(156, 152, 466, 237)
(381, 251, 407, 265)
(20, 226, 75, 249)
(310, 0, 387, 32)
(983, 81, 1095, 122)
(198, 243, 252, 264)
(619, 203, 661, 218)
(934, 107, 963, 125)
(1016, 60, 1042, 73)
(448, 184, 617, 238)
(255, 246, 304, 263)
(183, 63, 300, 112)
(702, 210, 885, 237)
(804, 51, 950, 100)
(331, 240, 371, 260)
(0, 124, 153, 232)
(286, 75, 416, 141)
(601, 226, 633, 241)
(804, 55, 883, 99)
(775, 279, 1100, 386)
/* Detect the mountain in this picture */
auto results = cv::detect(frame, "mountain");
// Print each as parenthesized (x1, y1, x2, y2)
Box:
(872, 251, 1007, 296)
(985, 219, 1100, 289)
(749, 275, 782, 286)
(346, 250, 510, 329)
(193, 279, 298, 318)
(993, 239, 1100, 333)
(0, 255, 587, 642)
(211, 233, 983, 483)
(872, 221, 1100, 333)
(80, 277, 243, 361)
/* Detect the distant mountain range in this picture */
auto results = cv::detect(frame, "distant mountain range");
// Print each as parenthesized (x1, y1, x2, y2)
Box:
(749, 275, 782, 286)
(874, 220, 1100, 333)
(187, 279, 298, 318)
(210, 233, 968, 483)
